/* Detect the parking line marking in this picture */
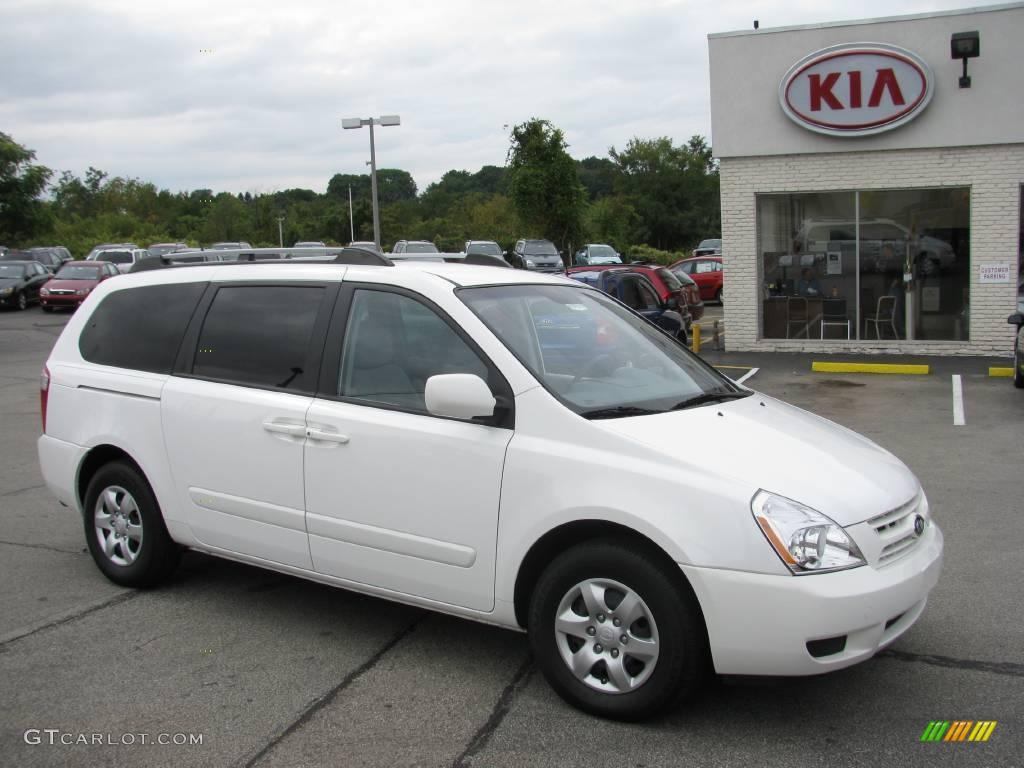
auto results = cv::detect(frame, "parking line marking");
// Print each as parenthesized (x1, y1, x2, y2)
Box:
(988, 367, 1013, 377)
(713, 365, 750, 370)
(734, 367, 759, 385)
(812, 362, 930, 375)
(952, 375, 965, 426)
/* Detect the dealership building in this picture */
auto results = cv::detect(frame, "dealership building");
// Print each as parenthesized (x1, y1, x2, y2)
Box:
(708, 3, 1023, 355)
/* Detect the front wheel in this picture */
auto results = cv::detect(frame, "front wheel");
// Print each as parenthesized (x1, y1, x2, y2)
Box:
(528, 539, 708, 721)
(715, 287, 723, 305)
(1014, 344, 1023, 389)
(16, 292, 28, 311)
(42, 305, 54, 313)
(83, 461, 181, 588)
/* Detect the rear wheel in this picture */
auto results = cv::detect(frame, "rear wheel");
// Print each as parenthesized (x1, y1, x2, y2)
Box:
(528, 539, 708, 721)
(83, 461, 181, 587)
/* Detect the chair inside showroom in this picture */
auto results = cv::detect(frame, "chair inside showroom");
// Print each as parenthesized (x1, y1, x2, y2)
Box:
(865, 295, 898, 339)
(820, 298, 850, 339)
(786, 297, 809, 338)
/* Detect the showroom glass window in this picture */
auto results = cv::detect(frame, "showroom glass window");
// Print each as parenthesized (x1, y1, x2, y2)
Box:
(757, 189, 970, 341)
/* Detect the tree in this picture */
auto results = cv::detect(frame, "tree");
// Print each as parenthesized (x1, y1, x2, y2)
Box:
(506, 119, 586, 251)
(0, 132, 52, 244)
(609, 135, 719, 250)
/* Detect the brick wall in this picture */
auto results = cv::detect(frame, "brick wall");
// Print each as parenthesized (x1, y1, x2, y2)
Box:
(720, 144, 1023, 356)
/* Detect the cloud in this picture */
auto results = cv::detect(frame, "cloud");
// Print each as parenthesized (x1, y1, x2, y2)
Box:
(0, 0, 1008, 194)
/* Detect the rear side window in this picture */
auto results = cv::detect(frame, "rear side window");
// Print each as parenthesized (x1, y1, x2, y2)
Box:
(79, 283, 206, 373)
(192, 285, 324, 391)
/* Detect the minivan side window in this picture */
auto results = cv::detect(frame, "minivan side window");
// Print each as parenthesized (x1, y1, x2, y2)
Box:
(79, 283, 206, 373)
(192, 285, 324, 391)
(338, 288, 488, 413)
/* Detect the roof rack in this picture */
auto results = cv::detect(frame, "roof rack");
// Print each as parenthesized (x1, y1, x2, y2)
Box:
(128, 246, 393, 273)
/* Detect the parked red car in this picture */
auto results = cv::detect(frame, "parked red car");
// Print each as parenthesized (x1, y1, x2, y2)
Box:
(567, 263, 704, 322)
(670, 255, 723, 305)
(39, 261, 121, 311)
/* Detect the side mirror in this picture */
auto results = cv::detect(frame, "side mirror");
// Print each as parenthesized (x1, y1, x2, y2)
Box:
(425, 374, 495, 420)
(1008, 313, 1024, 326)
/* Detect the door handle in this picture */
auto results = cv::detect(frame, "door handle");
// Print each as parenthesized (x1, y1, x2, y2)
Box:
(262, 420, 306, 437)
(306, 427, 350, 444)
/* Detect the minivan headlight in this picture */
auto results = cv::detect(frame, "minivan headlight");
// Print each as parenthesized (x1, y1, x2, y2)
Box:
(751, 490, 865, 575)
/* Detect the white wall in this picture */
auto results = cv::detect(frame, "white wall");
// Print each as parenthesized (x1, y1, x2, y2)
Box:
(709, 4, 1024, 158)
(720, 144, 1023, 355)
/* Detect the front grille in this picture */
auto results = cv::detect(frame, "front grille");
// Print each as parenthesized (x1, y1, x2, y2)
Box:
(868, 494, 924, 565)
(48, 289, 75, 295)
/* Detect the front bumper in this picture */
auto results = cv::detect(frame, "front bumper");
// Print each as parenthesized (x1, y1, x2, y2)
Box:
(40, 294, 85, 307)
(681, 522, 943, 676)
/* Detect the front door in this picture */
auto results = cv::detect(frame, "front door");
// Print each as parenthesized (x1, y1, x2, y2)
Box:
(304, 285, 513, 612)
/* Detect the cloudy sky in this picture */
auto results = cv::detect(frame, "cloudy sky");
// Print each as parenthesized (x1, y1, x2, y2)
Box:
(0, 0, 1006, 195)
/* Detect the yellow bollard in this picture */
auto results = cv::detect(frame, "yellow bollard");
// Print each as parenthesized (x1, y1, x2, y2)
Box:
(692, 323, 701, 353)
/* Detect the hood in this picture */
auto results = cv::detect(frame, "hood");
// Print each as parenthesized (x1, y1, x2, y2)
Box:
(46, 278, 98, 291)
(594, 392, 918, 526)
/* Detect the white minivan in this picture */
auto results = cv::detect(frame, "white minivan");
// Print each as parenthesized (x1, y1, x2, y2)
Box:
(37, 255, 942, 720)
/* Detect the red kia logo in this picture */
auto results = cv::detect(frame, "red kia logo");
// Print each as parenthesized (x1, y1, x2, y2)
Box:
(780, 43, 933, 136)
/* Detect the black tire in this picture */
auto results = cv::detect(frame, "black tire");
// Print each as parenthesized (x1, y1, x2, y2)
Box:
(528, 539, 708, 721)
(1014, 346, 1023, 389)
(83, 461, 181, 588)
(16, 292, 28, 311)
(42, 305, 54, 313)
(715, 287, 723, 305)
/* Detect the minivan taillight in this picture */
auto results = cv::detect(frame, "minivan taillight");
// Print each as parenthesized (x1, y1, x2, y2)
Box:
(40, 365, 50, 434)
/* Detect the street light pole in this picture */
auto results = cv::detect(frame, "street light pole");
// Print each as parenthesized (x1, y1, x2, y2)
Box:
(348, 185, 354, 242)
(276, 215, 284, 248)
(342, 115, 400, 251)
(368, 120, 380, 248)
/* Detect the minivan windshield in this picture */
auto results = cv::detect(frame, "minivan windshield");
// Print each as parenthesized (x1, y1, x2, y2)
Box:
(460, 284, 745, 417)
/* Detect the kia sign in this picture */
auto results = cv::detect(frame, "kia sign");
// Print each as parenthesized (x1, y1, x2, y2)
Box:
(780, 43, 934, 136)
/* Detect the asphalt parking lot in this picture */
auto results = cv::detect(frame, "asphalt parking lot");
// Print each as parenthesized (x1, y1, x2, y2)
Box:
(1, 304, 1021, 768)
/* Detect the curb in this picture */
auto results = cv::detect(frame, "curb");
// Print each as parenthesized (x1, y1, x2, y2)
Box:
(988, 367, 1013, 377)
(811, 362, 930, 375)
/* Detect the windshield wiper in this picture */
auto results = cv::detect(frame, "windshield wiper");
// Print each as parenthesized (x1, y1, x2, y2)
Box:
(669, 391, 752, 411)
(579, 406, 662, 420)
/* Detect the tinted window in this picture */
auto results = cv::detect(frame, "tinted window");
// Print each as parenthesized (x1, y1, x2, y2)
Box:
(98, 250, 133, 264)
(80, 283, 206, 373)
(338, 289, 487, 413)
(193, 285, 323, 390)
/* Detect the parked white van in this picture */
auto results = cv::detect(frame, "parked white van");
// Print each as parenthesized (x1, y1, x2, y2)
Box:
(37, 254, 942, 720)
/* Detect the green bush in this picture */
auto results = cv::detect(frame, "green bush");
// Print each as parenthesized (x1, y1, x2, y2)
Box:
(623, 244, 691, 266)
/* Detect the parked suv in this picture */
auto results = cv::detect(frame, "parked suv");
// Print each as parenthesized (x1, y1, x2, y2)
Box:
(511, 239, 564, 273)
(39, 260, 942, 720)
